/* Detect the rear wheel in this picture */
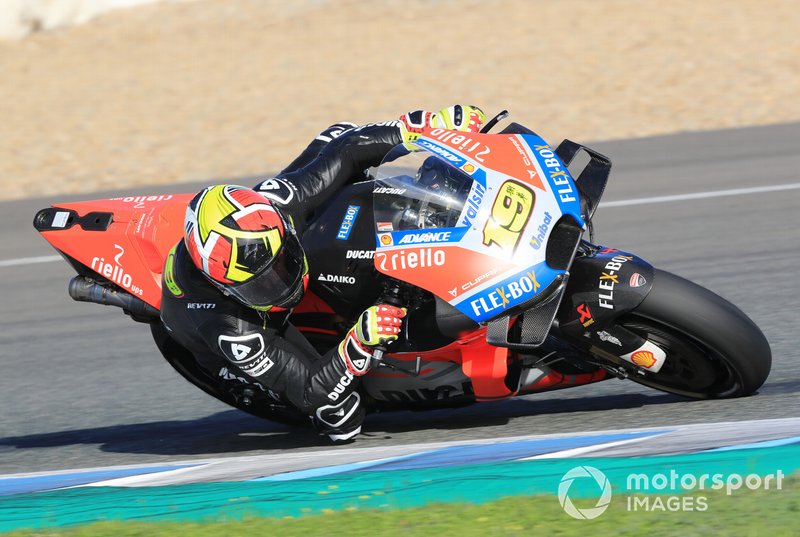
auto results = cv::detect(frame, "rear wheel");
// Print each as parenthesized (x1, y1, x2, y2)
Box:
(617, 269, 771, 398)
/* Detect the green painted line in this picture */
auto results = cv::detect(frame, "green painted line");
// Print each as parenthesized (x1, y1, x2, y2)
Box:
(1, 445, 798, 533)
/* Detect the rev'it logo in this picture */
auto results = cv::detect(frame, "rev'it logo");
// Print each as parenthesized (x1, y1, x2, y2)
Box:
(218, 333, 264, 363)
(217, 333, 274, 377)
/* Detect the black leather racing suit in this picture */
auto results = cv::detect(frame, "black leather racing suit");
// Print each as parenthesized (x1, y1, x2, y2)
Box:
(159, 121, 403, 439)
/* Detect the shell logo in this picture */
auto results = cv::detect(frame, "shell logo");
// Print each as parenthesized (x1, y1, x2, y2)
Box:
(462, 163, 476, 174)
(379, 233, 393, 246)
(631, 350, 657, 368)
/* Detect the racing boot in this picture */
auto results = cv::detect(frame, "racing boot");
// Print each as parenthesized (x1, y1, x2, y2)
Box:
(312, 392, 365, 442)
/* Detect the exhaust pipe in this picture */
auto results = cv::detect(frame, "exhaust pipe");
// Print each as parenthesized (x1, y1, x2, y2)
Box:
(68, 276, 159, 322)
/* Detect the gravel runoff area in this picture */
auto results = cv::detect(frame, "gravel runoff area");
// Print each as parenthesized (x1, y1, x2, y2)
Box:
(1, 0, 798, 200)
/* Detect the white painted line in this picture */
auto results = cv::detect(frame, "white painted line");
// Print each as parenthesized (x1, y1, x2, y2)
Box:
(520, 433, 669, 460)
(599, 182, 800, 208)
(0, 255, 61, 267)
(77, 465, 208, 488)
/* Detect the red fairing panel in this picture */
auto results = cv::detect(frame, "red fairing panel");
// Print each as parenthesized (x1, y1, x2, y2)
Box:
(39, 194, 192, 309)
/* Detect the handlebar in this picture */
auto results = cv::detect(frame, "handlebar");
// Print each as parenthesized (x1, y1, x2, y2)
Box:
(480, 110, 509, 134)
(372, 347, 387, 362)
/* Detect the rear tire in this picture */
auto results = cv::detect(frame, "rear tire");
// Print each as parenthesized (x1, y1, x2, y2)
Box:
(619, 269, 771, 398)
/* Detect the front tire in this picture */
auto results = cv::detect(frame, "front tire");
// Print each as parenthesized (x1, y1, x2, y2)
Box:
(619, 269, 771, 398)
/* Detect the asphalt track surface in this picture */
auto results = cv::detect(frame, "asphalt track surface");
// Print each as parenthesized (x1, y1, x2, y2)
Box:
(1, 123, 798, 475)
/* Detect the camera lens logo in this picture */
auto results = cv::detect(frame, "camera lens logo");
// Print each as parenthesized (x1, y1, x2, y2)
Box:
(558, 466, 612, 519)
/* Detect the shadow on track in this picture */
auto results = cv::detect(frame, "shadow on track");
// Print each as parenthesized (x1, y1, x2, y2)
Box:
(0, 391, 687, 457)
(0, 411, 323, 456)
(366, 391, 687, 436)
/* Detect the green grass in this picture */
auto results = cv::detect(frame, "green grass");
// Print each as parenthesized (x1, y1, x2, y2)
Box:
(6, 478, 798, 537)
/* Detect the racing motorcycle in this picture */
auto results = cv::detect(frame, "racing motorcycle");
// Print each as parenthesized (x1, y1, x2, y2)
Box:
(33, 112, 772, 423)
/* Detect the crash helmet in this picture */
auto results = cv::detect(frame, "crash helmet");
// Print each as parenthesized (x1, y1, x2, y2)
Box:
(184, 185, 308, 310)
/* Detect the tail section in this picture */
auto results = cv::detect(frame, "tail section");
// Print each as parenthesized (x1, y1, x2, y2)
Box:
(34, 194, 192, 309)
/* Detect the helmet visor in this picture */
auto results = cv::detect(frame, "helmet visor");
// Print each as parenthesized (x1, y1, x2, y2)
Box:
(223, 231, 306, 308)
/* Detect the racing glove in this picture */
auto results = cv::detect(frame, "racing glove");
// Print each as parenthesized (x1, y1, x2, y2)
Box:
(398, 105, 486, 149)
(337, 305, 406, 375)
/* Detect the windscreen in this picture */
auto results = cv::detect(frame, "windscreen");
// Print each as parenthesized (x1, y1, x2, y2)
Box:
(373, 151, 477, 235)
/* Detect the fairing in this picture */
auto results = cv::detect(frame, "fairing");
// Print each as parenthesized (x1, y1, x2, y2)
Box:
(373, 128, 585, 323)
(34, 194, 192, 309)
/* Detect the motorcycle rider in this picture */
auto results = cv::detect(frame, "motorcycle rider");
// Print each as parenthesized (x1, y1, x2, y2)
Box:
(159, 105, 486, 441)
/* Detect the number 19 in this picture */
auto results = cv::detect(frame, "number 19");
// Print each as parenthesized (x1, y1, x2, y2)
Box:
(482, 180, 535, 252)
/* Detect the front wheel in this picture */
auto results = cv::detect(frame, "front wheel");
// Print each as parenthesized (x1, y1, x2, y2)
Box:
(618, 269, 771, 398)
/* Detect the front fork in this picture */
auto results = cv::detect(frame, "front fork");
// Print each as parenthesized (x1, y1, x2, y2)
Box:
(554, 243, 667, 374)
